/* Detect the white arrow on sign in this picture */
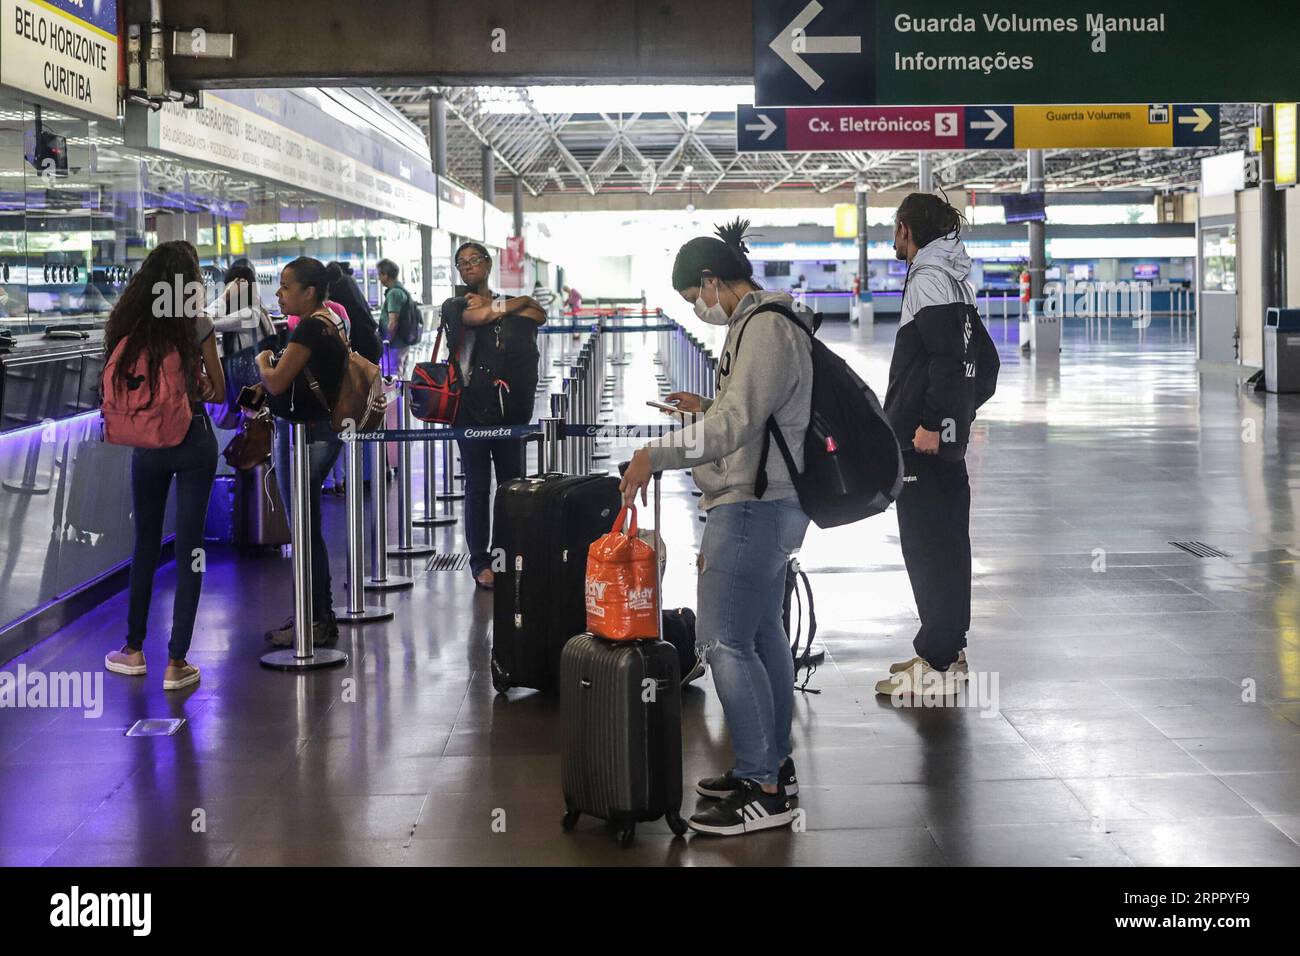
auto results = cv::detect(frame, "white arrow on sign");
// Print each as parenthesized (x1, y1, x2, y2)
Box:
(769, 0, 862, 92)
(969, 109, 1008, 142)
(1178, 107, 1214, 133)
(744, 113, 778, 142)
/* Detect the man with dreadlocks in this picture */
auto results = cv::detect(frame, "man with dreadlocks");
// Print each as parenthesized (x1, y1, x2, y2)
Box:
(621, 219, 816, 837)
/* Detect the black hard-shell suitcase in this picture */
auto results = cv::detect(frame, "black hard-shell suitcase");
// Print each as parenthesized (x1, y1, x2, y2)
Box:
(560, 471, 687, 844)
(490, 473, 621, 693)
(560, 635, 686, 844)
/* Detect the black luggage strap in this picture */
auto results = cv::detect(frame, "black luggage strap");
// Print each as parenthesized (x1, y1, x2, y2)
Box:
(731, 303, 813, 500)
(787, 560, 819, 694)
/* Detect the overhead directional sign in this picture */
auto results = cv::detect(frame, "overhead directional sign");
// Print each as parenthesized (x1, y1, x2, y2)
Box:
(754, 0, 1300, 107)
(737, 103, 1219, 152)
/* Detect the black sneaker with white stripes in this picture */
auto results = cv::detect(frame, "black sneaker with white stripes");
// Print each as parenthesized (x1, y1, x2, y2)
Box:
(696, 759, 798, 799)
(688, 778, 794, 837)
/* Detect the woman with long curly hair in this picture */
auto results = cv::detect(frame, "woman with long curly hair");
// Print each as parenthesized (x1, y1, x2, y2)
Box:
(103, 240, 224, 692)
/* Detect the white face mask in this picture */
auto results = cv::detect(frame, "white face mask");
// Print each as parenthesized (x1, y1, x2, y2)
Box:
(693, 277, 731, 325)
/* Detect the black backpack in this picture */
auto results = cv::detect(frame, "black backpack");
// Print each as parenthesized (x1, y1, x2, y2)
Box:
(393, 284, 424, 346)
(738, 303, 905, 529)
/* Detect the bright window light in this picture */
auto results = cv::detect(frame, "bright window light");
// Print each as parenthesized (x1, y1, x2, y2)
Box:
(475, 85, 754, 114)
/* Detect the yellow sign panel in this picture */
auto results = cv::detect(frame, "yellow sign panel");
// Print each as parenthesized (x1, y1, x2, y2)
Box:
(1275, 103, 1297, 187)
(229, 222, 246, 255)
(833, 202, 857, 239)
(1013, 105, 1181, 149)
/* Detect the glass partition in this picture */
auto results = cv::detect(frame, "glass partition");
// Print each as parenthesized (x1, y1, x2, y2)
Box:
(0, 89, 427, 332)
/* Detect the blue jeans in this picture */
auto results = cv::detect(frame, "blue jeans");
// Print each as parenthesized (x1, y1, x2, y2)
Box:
(274, 418, 343, 616)
(456, 434, 523, 577)
(126, 413, 218, 660)
(698, 497, 810, 786)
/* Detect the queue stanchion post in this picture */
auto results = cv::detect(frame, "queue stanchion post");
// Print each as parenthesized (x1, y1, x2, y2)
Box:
(333, 433, 393, 624)
(579, 352, 592, 473)
(388, 382, 435, 557)
(592, 335, 612, 460)
(584, 344, 602, 471)
(365, 433, 412, 591)
(440, 438, 465, 502)
(550, 392, 570, 475)
(262, 422, 349, 669)
(568, 367, 585, 475)
(414, 418, 456, 527)
(539, 330, 554, 384)
(575, 357, 590, 474)
(558, 383, 574, 475)
(542, 415, 563, 474)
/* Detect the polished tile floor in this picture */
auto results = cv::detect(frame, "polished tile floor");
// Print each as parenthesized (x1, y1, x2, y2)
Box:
(2, 317, 1299, 866)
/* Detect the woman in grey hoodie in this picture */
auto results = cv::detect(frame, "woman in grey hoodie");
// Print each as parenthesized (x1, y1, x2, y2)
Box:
(621, 220, 814, 838)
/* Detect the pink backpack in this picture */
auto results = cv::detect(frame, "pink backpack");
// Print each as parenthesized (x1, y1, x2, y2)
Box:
(101, 338, 193, 448)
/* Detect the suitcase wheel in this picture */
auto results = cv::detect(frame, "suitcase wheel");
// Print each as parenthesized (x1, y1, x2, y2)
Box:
(561, 809, 580, 832)
(666, 810, 688, 838)
(618, 824, 636, 847)
(490, 655, 512, 696)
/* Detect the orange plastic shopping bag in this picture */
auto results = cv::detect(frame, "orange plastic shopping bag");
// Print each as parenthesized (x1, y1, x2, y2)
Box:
(585, 504, 659, 640)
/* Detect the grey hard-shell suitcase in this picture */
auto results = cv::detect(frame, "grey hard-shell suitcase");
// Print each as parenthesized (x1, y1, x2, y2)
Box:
(559, 472, 687, 844)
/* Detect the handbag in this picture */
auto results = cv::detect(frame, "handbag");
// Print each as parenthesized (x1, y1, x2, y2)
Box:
(409, 325, 461, 424)
(222, 410, 273, 470)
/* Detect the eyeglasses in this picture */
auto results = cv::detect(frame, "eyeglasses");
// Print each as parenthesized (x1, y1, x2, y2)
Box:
(455, 255, 488, 269)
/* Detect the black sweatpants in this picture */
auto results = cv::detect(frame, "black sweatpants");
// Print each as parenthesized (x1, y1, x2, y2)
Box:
(896, 450, 971, 671)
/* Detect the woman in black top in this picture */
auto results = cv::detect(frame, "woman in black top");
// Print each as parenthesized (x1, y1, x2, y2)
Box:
(255, 256, 347, 646)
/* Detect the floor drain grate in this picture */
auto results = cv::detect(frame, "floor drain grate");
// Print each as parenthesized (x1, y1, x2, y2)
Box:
(426, 553, 470, 573)
(1170, 540, 1231, 559)
(125, 718, 186, 737)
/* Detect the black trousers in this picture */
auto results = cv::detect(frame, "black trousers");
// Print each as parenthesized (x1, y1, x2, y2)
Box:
(896, 450, 971, 671)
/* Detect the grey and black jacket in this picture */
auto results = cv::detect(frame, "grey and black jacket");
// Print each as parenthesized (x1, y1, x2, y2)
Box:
(884, 236, 999, 461)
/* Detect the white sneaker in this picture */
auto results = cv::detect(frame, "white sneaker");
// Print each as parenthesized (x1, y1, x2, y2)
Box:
(105, 648, 146, 676)
(875, 659, 962, 697)
(889, 649, 967, 675)
(162, 663, 201, 691)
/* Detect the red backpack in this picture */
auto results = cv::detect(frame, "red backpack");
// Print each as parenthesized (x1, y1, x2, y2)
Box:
(101, 338, 193, 448)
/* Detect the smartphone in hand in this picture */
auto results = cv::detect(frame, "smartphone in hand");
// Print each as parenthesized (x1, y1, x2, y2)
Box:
(237, 385, 265, 411)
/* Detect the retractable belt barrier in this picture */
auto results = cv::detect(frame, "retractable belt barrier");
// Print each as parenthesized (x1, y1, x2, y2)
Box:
(539, 322, 676, 334)
(339, 422, 679, 442)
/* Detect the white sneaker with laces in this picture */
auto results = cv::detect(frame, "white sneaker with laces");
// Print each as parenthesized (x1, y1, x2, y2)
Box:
(876, 659, 962, 697)
(889, 649, 968, 676)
